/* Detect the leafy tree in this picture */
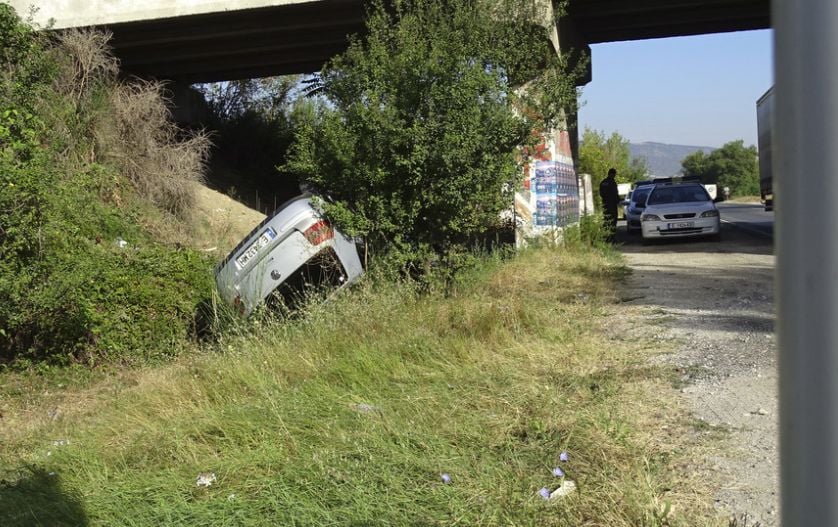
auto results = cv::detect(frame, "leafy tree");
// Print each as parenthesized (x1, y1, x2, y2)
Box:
(284, 0, 585, 268)
(578, 127, 648, 202)
(681, 149, 707, 180)
(195, 77, 309, 211)
(680, 140, 758, 196)
(198, 77, 301, 121)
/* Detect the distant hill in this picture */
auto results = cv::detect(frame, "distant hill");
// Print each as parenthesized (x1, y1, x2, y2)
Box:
(629, 142, 716, 178)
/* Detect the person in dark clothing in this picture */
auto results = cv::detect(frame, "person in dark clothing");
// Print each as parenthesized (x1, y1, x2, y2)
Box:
(599, 167, 620, 240)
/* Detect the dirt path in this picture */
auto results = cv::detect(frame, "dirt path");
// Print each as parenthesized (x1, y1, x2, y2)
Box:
(614, 224, 778, 525)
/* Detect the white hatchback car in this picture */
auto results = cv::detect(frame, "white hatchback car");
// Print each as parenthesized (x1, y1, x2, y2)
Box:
(215, 195, 364, 315)
(640, 182, 720, 241)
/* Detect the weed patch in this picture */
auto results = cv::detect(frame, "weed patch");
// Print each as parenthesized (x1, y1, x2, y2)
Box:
(1, 246, 722, 525)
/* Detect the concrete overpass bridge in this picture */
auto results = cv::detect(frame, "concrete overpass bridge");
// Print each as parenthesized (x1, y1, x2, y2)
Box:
(10, 0, 769, 83)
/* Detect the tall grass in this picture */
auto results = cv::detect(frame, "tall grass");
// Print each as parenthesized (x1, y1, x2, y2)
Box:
(0, 246, 719, 526)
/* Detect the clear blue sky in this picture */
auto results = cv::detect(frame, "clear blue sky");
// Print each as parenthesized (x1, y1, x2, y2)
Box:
(577, 29, 773, 149)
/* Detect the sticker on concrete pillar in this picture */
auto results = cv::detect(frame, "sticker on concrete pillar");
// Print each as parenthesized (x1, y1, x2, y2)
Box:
(535, 161, 559, 227)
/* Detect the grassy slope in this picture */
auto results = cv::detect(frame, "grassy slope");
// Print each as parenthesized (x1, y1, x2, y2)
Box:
(0, 245, 719, 526)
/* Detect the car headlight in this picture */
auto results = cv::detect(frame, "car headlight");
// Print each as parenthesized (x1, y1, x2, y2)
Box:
(641, 214, 661, 221)
(700, 210, 720, 218)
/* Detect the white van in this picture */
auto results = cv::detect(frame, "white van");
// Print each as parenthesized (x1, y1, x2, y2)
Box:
(215, 195, 364, 316)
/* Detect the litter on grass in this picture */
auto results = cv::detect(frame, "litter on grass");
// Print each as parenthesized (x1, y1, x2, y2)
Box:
(351, 403, 380, 414)
(196, 472, 217, 488)
(550, 479, 576, 499)
(538, 480, 577, 501)
(539, 487, 551, 499)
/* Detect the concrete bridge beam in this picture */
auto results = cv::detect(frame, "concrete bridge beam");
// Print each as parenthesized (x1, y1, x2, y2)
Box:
(9, 0, 366, 83)
(10, 0, 319, 29)
(9, 0, 769, 83)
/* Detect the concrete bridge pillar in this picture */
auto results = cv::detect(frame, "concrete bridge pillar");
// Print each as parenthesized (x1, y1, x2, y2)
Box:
(557, 15, 592, 163)
(165, 80, 212, 126)
(514, 3, 591, 242)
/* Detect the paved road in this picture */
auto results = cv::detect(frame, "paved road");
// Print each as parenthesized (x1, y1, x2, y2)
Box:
(718, 202, 774, 239)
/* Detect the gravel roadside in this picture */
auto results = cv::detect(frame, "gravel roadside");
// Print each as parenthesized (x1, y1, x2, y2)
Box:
(613, 223, 778, 525)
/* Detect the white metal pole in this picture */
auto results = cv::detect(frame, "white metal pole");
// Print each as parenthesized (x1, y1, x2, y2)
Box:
(775, 1, 838, 524)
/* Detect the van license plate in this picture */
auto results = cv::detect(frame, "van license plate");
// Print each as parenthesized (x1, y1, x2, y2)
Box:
(236, 227, 277, 269)
(667, 222, 694, 229)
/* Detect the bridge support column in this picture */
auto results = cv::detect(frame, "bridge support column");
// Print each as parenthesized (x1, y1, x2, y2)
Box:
(165, 80, 211, 126)
(557, 15, 591, 167)
(776, 1, 838, 525)
(513, 6, 590, 244)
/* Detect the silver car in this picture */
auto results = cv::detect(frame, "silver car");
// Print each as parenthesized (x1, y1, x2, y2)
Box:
(640, 182, 720, 241)
(624, 184, 654, 233)
(215, 195, 364, 315)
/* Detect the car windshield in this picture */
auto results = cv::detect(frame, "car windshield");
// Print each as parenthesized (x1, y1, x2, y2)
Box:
(632, 188, 651, 205)
(647, 185, 710, 205)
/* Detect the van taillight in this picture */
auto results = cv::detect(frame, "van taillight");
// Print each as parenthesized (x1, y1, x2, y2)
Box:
(303, 220, 333, 245)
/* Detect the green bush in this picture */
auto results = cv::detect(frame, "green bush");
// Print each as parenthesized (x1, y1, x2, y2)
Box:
(0, 6, 214, 366)
(9, 244, 213, 365)
(561, 213, 611, 250)
(285, 0, 584, 272)
(0, 156, 216, 365)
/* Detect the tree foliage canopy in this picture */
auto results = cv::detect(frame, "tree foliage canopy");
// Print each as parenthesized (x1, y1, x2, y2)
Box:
(284, 0, 584, 264)
(578, 127, 647, 199)
(195, 77, 313, 211)
(681, 140, 758, 196)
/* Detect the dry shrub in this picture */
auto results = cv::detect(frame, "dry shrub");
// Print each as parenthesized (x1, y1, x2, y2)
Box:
(54, 28, 119, 105)
(53, 29, 210, 220)
(106, 81, 210, 219)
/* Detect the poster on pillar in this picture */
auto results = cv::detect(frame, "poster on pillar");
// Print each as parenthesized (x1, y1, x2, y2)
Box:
(534, 161, 558, 227)
(530, 131, 580, 229)
(556, 130, 580, 226)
